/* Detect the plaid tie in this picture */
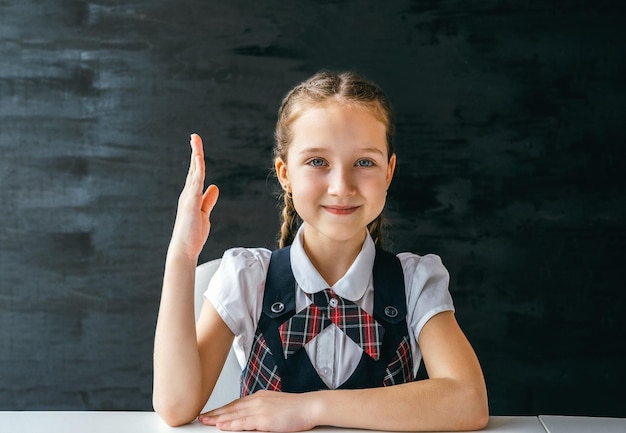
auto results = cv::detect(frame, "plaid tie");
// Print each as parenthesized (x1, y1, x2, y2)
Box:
(278, 288, 384, 360)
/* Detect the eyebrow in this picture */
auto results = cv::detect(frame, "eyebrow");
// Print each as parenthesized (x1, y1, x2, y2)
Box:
(297, 146, 386, 156)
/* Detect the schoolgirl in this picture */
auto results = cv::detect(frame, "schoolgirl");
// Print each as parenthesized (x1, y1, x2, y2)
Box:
(153, 71, 488, 431)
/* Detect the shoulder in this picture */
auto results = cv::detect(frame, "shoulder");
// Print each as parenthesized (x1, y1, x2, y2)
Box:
(218, 246, 273, 275)
(395, 252, 454, 356)
(396, 252, 450, 285)
(395, 251, 453, 312)
(206, 247, 273, 337)
(209, 247, 273, 295)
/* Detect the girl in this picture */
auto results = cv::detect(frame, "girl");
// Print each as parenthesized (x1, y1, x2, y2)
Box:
(153, 71, 488, 431)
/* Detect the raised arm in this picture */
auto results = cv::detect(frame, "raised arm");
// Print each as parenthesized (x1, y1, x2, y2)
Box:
(199, 311, 488, 432)
(153, 134, 232, 426)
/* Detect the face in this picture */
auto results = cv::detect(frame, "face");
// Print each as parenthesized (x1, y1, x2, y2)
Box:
(275, 102, 396, 246)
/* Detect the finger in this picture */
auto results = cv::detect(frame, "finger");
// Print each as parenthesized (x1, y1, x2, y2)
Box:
(216, 419, 247, 431)
(189, 133, 205, 160)
(202, 184, 220, 215)
(198, 411, 238, 428)
(198, 404, 231, 420)
(211, 412, 251, 431)
(201, 399, 241, 417)
(192, 154, 205, 187)
(199, 397, 251, 421)
(197, 414, 217, 426)
(188, 140, 206, 191)
(199, 414, 236, 430)
(186, 133, 204, 180)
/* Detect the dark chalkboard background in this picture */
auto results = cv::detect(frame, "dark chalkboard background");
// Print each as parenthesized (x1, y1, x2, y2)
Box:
(1, 0, 624, 417)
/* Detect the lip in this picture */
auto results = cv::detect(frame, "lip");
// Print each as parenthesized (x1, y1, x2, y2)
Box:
(322, 205, 360, 215)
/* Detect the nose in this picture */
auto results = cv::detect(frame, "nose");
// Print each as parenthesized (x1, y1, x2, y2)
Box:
(328, 166, 356, 198)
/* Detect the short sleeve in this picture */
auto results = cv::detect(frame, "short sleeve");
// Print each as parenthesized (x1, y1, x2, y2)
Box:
(204, 247, 272, 368)
(398, 252, 455, 376)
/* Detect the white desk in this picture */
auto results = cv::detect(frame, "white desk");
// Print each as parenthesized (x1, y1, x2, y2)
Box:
(539, 415, 626, 433)
(3, 412, 624, 432)
(0, 412, 544, 433)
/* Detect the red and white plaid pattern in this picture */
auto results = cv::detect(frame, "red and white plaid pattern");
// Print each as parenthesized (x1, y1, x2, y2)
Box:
(241, 331, 282, 396)
(278, 288, 384, 360)
(383, 335, 414, 386)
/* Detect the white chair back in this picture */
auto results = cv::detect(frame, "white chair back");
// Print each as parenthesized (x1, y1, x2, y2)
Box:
(194, 259, 241, 411)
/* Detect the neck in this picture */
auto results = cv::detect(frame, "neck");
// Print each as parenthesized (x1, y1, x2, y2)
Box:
(300, 226, 367, 286)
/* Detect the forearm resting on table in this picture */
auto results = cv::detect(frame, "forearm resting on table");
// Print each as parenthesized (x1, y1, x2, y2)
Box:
(310, 378, 488, 431)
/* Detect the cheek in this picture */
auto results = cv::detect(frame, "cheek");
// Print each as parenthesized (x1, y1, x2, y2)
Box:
(287, 173, 313, 208)
(364, 173, 389, 192)
(369, 178, 390, 207)
(291, 178, 317, 207)
(289, 170, 321, 193)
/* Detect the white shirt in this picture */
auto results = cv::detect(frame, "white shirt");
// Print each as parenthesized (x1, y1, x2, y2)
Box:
(205, 226, 454, 389)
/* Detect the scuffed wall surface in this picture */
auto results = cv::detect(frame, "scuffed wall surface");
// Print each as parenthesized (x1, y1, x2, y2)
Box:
(0, 0, 624, 415)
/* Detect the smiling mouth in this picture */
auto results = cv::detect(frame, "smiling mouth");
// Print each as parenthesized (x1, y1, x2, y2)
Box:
(322, 205, 359, 215)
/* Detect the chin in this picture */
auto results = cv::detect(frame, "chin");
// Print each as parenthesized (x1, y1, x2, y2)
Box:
(318, 227, 368, 244)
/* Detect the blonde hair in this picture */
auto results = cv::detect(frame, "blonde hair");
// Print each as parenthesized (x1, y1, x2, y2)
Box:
(274, 71, 395, 248)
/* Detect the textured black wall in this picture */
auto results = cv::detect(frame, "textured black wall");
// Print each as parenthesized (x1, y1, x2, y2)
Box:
(1, 0, 624, 417)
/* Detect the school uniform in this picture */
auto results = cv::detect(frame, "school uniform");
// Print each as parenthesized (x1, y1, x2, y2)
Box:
(205, 225, 454, 394)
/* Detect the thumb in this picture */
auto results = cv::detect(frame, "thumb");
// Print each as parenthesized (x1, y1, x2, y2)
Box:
(201, 184, 219, 215)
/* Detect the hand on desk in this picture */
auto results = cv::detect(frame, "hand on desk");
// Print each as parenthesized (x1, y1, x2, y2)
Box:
(198, 390, 315, 432)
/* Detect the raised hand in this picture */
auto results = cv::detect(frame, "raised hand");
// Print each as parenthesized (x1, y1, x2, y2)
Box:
(153, 134, 223, 426)
(170, 133, 220, 260)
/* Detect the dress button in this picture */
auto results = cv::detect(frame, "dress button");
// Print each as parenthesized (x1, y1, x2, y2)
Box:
(322, 367, 331, 376)
(328, 298, 339, 308)
(270, 302, 285, 313)
(384, 306, 398, 318)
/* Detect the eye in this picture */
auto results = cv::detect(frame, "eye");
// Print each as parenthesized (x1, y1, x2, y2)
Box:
(307, 158, 326, 167)
(355, 159, 374, 167)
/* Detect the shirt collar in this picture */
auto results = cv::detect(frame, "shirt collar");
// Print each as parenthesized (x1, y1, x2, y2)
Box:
(289, 224, 375, 302)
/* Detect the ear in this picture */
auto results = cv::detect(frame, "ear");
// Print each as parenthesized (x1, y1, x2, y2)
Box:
(386, 153, 397, 189)
(275, 157, 290, 191)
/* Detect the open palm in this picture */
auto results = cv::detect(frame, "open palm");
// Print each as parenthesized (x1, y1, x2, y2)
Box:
(170, 133, 219, 259)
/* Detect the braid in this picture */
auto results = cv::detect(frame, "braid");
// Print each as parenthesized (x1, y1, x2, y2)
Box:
(367, 214, 386, 250)
(278, 191, 301, 248)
